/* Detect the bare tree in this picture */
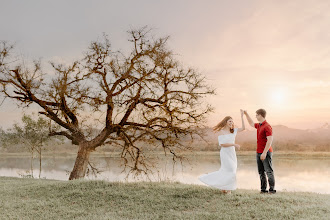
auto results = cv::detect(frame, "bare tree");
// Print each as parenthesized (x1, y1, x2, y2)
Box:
(0, 27, 215, 180)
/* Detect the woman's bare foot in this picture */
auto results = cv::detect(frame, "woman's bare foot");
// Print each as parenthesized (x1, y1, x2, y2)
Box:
(221, 190, 231, 194)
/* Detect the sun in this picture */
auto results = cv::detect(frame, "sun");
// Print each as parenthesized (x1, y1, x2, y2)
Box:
(271, 89, 286, 104)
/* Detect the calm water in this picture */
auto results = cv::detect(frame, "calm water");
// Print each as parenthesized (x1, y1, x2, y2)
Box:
(0, 154, 329, 194)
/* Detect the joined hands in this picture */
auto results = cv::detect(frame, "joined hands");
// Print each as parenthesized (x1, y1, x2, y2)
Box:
(240, 109, 248, 115)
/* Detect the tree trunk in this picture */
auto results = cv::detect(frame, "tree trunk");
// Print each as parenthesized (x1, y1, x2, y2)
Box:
(69, 143, 91, 180)
(39, 147, 42, 179)
(30, 149, 34, 178)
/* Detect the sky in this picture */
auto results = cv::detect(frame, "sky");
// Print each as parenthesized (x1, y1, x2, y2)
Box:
(1, 0, 330, 130)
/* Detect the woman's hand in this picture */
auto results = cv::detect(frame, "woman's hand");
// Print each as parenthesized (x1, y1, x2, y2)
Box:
(240, 109, 244, 117)
(234, 144, 240, 150)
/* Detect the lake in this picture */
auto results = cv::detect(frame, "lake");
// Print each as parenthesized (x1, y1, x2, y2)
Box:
(0, 153, 329, 194)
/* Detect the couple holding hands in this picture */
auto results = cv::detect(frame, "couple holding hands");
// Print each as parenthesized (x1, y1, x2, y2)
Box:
(199, 109, 276, 194)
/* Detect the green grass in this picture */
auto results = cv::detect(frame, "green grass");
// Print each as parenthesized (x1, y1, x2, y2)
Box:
(0, 177, 329, 220)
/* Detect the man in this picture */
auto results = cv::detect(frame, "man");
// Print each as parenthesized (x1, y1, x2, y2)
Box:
(244, 109, 276, 194)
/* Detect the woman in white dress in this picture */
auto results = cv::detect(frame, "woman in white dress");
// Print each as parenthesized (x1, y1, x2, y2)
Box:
(199, 110, 245, 194)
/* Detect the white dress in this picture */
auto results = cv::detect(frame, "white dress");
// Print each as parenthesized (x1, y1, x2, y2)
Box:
(198, 128, 238, 190)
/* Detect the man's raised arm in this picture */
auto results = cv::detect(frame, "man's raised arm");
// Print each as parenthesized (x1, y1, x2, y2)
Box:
(244, 110, 255, 128)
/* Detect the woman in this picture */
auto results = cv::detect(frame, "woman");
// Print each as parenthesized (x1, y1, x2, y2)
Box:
(198, 109, 245, 194)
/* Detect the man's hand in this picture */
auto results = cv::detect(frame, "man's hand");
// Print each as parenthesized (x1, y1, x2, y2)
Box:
(260, 153, 266, 161)
(244, 110, 255, 128)
(234, 144, 240, 150)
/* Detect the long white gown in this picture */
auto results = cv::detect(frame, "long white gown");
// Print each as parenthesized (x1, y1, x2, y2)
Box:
(198, 128, 238, 190)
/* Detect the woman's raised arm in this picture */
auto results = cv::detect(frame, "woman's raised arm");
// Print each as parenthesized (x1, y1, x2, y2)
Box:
(237, 109, 245, 132)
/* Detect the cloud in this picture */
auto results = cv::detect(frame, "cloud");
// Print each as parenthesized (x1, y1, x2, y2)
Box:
(175, 0, 330, 72)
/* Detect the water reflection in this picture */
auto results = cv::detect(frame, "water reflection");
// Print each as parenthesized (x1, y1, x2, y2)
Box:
(0, 154, 329, 194)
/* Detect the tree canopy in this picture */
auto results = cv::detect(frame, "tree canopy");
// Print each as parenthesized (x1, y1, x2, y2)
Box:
(0, 27, 215, 179)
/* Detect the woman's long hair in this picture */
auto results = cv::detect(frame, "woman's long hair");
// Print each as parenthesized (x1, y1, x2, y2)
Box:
(213, 116, 234, 133)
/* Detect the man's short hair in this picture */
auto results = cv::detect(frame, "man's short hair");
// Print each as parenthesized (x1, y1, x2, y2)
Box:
(256, 109, 266, 118)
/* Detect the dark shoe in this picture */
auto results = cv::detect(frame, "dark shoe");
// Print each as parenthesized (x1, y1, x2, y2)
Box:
(269, 190, 276, 194)
(260, 190, 268, 194)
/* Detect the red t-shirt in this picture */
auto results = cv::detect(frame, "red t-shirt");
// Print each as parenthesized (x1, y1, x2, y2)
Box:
(254, 120, 273, 153)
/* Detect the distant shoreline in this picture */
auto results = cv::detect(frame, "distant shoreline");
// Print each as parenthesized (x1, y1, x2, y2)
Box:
(0, 150, 329, 158)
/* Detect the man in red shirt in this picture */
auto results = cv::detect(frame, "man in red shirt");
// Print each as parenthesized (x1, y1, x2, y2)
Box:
(244, 109, 276, 194)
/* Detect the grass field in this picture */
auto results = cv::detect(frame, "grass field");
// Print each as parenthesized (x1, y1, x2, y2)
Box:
(0, 177, 329, 220)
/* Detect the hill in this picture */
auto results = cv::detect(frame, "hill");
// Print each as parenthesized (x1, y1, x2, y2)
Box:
(0, 177, 329, 219)
(193, 124, 330, 151)
(1, 124, 329, 153)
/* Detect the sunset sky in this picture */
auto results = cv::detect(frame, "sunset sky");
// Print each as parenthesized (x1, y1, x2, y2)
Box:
(1, 0, 330, 129)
